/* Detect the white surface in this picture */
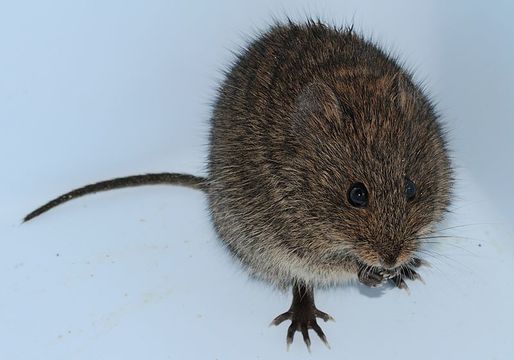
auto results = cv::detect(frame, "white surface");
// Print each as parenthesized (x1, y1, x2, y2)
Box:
(1, 1, 513, 359)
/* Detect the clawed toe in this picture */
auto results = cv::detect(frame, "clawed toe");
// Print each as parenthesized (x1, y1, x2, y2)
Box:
(299, 324, 311, 351)
(391, 275, 410, 293)
(281, 318, 330, 351)
(315, 309, 335, 322)
(270, 311, 292, 326)
(311, 321, 330, 348)
(272, 284, 332, 351)
(389, 257, 428, 291)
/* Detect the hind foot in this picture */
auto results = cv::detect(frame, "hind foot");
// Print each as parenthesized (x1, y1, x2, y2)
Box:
(270, 283, 333, 351)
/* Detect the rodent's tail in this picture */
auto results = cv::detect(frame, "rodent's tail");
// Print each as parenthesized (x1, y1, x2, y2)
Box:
(23, 173, 208, 223)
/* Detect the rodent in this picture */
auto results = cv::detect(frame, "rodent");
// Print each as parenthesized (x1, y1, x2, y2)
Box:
(24, 20, 454, 350)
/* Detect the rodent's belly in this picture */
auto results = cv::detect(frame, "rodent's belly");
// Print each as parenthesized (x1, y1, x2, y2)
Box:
(207, 146, 357, 288)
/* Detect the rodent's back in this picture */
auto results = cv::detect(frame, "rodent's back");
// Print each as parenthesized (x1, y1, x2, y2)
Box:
(207, 21, 452, 288)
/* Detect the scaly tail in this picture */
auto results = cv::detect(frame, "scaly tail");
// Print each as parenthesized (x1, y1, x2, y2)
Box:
(23, 173, 207, 222)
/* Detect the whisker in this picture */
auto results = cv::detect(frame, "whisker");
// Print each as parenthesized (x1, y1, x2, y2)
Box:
(433, 223, 498, 233)
(417, 235, 475, 241)
(417, 259, 461, 289)
(419, 241, 478, 256)
(415, 249, 472, 272)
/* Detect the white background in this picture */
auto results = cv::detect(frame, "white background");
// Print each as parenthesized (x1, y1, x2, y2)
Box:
(1, 1, 513, 359)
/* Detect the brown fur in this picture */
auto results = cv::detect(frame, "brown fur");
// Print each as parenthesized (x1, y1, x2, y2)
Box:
(208, 20, 453, 289)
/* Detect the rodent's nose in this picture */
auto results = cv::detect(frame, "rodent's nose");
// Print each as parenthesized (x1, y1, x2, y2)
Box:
(380, 254, 399, 269)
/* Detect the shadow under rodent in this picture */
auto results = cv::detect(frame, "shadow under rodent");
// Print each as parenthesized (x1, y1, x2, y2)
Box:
(24, 20, 453, 351)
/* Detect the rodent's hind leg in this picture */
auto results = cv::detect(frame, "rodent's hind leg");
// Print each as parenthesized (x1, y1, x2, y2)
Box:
(270, 283, 334, 351)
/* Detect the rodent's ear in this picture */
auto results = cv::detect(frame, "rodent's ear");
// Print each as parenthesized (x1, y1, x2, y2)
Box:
(291, 81, 343, 135)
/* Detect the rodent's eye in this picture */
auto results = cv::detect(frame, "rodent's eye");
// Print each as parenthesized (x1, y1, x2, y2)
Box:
(405, 178, 417, 201)
(347, 182, 368, 208)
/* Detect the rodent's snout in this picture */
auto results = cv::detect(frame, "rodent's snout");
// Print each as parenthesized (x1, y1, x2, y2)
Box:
(378, 246, 413, 270)
(380, 253, 399, 269)
(355, 243, 412, 270)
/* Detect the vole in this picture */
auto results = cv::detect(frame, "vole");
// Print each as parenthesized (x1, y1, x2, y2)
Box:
(24, 20, 453, 350)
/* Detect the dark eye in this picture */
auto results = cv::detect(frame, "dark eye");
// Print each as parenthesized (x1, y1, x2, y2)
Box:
(348, 182, 368, 208)
(405, 178, 417, 201)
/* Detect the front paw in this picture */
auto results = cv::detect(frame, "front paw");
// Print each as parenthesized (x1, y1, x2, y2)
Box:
(358, 266, 386, 287)
(357, 258, 428, 290)
(389, 258, 427, 292)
